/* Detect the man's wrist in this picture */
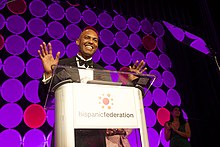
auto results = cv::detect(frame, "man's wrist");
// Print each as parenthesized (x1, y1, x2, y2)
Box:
(45, 72, 52, 79)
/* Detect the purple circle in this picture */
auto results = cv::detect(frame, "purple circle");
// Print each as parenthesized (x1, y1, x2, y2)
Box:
(66, 24, 81, 41)
(144, 107, 156, 127)
(105, 66, 118, 82)
(117, 49, 131, 66)
(27, 37, 44, 57)
(0, 14, 5, 30)
(153, 88, 167, 107)
(0, 129, 22, 147)
(26, 58, 44, 79)
(127, 129, 141, 146)
(99, 29, 114, 46)
(0, 0, 6, 10)
(129, 33, 142, 50)
(105, 65, 119, 82)
(29, 0, 47, 17)
(92, 49, 101, 63)
(105, 65, 116, 71)
(160, 128, 170, 147)
(6, 15, 26, 34)
(0, 34, 4, 50)
(131, 50, 145, 63)
(82, 9, 97, 26)
(47, 110, 55, 127)
(101, 47, 116, 64)
(127, 17, 140, 33)
(149, 70, 163, 88)
(5, 35, 25, 55)
(156, 37, 166, 53)
(114, 15, 127, 30)
(28, 18, 46, 36)
(66, 42, 79, 58)
(0, 103, 23, 128)
(146, 52, 159, 69)
(24, 80, 40, 103)
(162, 21, 173, 29)
(1, 79, 24, 102)
(153, 21, 165, 37)
(115, 31, 129, 48)
(162, 71, 176, 88)
(167, 89, 181, 106)
(23, 129, 46, 147)
(47, 21, 65, 39)
(50, 40, 65, 58)
(148, 128, 160, 147)
(182, 110, 189, 120)
(168, 27, 185, 42)
(98, 12, 113, 28)
(143, 90, 153, 106)
(190, 39, 210, 54)
(47, 131, 53, 147)
(185, 31, 199, 39)
(48, 3, 64, 20)
(184, 113, 190, 121)
(141, 18, 153, 34)
(65, 6, 81, 24)
(159, 54, 172, 70)
(3, 56, 25, 78)
(0, 58, 2, 70)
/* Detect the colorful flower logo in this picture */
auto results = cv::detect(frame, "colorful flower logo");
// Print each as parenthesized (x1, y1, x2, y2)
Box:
(99, 93, 113, 109)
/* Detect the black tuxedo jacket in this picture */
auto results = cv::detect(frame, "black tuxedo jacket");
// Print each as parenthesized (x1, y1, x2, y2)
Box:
(38, 56, 107, 147)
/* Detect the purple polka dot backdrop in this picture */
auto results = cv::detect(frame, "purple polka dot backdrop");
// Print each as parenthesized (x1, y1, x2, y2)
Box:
(0, 1, 188, 146)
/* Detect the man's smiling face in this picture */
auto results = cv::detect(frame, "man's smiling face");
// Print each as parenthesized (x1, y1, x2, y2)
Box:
(76, 28, 99, 59)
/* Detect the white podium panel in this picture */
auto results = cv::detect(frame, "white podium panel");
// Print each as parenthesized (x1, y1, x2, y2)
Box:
(55, 83, 150, 147)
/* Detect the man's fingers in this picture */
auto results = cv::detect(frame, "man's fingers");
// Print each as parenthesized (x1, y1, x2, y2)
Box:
(42, 42, 48, 55)
(40, 42, 55, 57)
(140, 67, 147, 73)
(39, 44, 46, 57)
(133, 60, 139, 68)
(48, 42, 52, 54)
(37, 50, 43, 59)
(136, 60, 145, 70)
(55, 52, 60, 61)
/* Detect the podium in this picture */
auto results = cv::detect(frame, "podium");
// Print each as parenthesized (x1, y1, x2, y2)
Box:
(44, 65, 156, 147)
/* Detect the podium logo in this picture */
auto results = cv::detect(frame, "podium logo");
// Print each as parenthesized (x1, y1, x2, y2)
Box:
(99, 93, 113, 109)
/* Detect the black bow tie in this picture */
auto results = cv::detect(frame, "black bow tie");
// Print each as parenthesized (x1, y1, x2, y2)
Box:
(76, 56, 93, 68)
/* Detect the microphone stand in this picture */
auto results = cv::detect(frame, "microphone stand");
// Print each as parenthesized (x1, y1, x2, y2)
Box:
(213, 54, 220, 73)
(207, 45, 220, 76)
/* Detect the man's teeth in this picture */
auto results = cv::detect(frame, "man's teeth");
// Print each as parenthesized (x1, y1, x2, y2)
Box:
(85, 46, 92, 49)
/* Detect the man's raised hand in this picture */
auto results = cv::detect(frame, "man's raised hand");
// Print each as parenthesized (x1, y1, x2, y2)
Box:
(38, 42, 60, 79)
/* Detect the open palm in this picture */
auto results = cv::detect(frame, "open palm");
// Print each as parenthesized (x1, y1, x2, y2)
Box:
(38, 42, 60, 78)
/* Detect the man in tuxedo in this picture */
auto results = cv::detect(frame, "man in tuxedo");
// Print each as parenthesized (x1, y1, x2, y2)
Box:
(38, 26, 147, 147)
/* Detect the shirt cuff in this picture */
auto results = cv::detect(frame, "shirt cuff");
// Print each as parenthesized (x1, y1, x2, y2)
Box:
(42, 73, 52, 84)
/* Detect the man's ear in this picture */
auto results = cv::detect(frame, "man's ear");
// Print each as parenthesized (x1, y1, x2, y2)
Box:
(76, 39, 79, 45)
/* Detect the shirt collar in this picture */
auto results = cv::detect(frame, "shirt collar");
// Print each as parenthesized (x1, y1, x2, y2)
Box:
(76, 54, 92, 61)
